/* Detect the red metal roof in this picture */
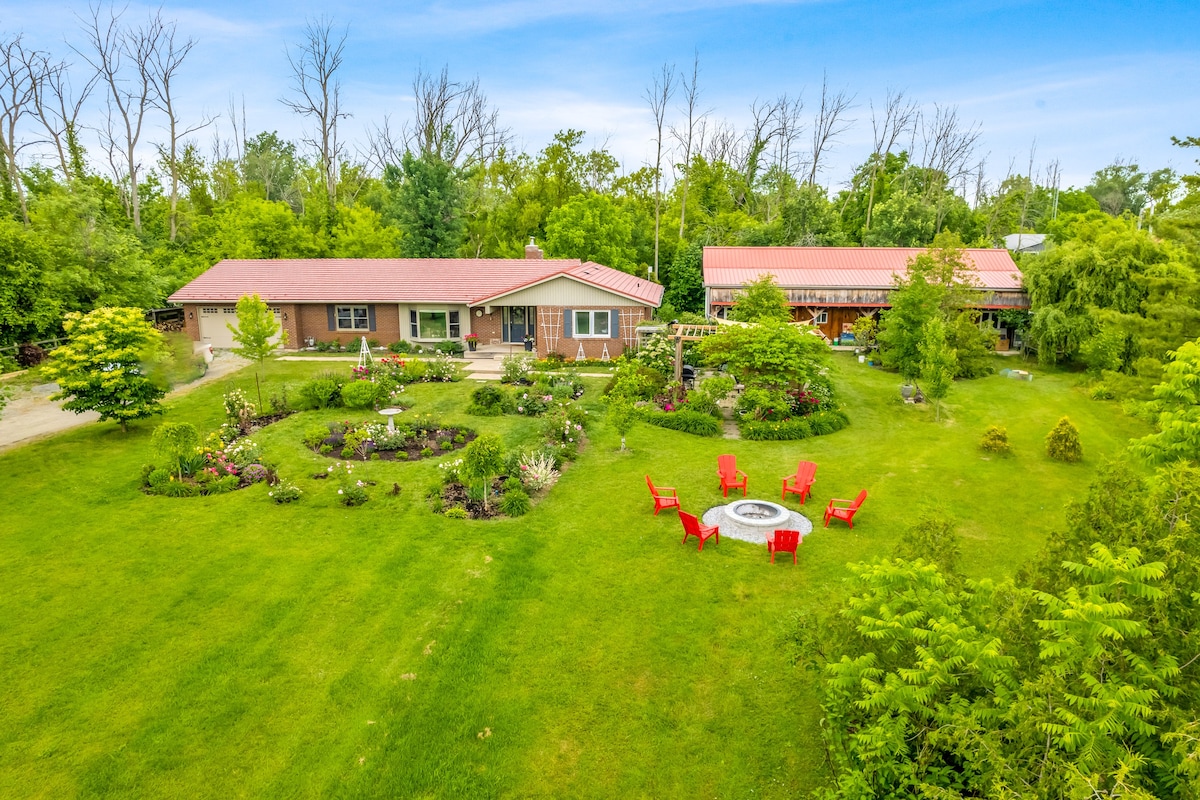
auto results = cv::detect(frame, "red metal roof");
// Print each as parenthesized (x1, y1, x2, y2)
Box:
(703, 247, 1023, 291)
(168, 258, 664, 307)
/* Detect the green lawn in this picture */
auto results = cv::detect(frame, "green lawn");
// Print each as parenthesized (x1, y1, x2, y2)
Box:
(0, 354, 1150, 798)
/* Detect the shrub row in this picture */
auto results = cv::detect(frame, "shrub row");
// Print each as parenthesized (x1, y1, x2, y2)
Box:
(641, 409, 723, 437)
(740, 409, 850, 441)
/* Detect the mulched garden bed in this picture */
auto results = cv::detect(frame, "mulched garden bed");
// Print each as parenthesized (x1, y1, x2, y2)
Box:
(439, 477, 510, 519)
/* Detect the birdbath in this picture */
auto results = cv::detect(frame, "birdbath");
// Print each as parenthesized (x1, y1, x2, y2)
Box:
(378, 407, 404, 432)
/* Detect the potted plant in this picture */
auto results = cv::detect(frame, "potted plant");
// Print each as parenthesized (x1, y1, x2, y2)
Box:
(523, 334, 535, 352)
(465, 333, 479, 352)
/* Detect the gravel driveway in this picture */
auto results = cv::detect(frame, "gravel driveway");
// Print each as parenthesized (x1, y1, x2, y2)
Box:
(0, 352, 251, 452)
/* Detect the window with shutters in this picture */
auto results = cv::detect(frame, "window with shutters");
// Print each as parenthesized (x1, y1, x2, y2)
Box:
(572, 310, 610, 338)
(336, 305, 370, 331)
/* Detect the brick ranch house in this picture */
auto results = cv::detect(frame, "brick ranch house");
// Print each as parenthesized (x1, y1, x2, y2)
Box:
(703, 246, 1030, 349)
(168, 243, 664, 359)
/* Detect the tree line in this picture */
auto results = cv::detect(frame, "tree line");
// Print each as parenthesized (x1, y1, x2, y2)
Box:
(1, 7, 1198, 359)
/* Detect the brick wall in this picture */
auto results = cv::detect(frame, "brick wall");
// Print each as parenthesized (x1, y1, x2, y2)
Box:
(182, 304, 201, 341)
(295, 303, 402, 349)
(536, 305, 651, 360)
(469, 308, 504, 344)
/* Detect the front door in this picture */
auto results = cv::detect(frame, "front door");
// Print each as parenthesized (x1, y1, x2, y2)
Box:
(503, 306, 535, 343)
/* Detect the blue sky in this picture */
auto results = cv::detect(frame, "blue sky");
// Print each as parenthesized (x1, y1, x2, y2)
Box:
(6, 0, 1199, 193)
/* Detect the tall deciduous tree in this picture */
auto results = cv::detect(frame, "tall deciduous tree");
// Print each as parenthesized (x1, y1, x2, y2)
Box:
(644, 63, 675, 279)
(0, 216, 59, 346)
(282, 17, 349, 220)
(77, 4, 165, 233)
(43, 306, 166, 431)
(544, 192, 637, 272)
(728, 274, 791, 323)
(663, 241, 705, 314)
(146, 19, 210, 242)
(877, 233, 976, 383)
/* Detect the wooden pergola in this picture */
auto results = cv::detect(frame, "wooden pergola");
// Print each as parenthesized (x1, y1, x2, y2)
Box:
(667, 323, 721, 383)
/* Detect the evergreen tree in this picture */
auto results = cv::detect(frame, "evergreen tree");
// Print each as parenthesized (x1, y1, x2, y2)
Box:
(387, 151, 465, 258)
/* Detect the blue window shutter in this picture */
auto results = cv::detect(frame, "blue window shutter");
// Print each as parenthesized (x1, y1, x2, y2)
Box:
(610, 309, 619, 338)
(368, 305, 377, 331)
(563, 308, 573, 338)
(326, 305, 336, 331)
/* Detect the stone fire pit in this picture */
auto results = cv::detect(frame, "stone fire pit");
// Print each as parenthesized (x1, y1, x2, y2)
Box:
(702, 498, 813, 544)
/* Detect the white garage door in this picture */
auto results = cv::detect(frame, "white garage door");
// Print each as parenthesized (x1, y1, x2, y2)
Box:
(199, 306, 284, 349)
(199, 306, 238, 349)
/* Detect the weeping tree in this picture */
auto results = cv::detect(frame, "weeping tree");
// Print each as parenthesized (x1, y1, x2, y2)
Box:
(462, 433, 504, 511)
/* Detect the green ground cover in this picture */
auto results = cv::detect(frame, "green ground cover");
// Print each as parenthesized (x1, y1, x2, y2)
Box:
(0, 354, 1150, 798)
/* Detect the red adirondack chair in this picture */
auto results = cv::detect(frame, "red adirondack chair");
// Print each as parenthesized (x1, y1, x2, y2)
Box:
(768, 529, 801, 564)
(680, 511, 719, 551)
(645, 475, 681, 516)
(717, 454, 748, 497)
(824, 490, 868, 529)
(781, 461, 817, 504)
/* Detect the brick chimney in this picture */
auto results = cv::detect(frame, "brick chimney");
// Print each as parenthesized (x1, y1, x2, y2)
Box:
(524, 237, 543, 259)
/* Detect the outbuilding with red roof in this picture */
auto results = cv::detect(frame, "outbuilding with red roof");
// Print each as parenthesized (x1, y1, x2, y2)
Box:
(703, 246, 1029, 348)
(168, 241, 664, 359)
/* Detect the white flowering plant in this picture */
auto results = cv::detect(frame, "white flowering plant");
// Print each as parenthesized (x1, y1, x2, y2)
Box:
(518, 450, 560, 492)
(268, 479, 302, 504)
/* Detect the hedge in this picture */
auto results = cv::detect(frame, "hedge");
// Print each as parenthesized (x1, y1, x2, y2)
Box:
(642, 409, 723, 437)
(739, 409, 850, 441)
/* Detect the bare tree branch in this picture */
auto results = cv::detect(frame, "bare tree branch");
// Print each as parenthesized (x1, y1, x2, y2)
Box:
(0, 33, 42, 223)
(670, 51, 709, 240)
(644, 62, 675, 279)
(281, 16, 350, 210)
(74, 3, 166, 231)
(28, 49, 97, 181)
(864, 88, 916, 230)
(807, 72, 855, 187)
(147, 17, 212, 241)
(404, 65, 509, 167)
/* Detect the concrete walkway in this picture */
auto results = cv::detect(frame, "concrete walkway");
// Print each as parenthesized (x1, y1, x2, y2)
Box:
(0, 352, 251, 452)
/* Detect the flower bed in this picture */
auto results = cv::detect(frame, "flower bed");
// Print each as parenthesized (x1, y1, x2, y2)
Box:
(141, 434, 276, 497)
(431, 449, 561, 520)
(305, 415, 476, 462)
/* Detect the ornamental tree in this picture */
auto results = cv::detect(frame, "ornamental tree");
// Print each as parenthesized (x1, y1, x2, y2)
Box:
(919, 316, 956, 421)
(461, 433, 504, 511)
(697, 319, 828, 389)
(230, 293, 287, 408)
(42, 307, 167, 432)
(605, 396, 639, 451)
(152, 421, 200, 481)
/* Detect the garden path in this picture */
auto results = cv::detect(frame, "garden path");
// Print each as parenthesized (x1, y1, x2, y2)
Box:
(0, 352, 251, 452)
